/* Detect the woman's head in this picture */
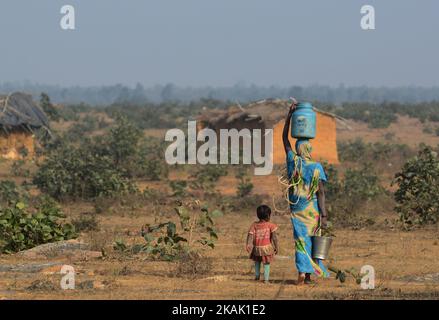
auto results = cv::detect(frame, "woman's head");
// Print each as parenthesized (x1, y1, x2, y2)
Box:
(256, 205, 272, 221)
(295, 138, 312, 160)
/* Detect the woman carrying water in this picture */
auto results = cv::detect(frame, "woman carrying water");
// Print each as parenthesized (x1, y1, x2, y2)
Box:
(282, 101, 330, 285)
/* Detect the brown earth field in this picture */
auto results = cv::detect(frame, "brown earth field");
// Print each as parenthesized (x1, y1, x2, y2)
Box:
(1, 116, 439, 300)
(1, 212, 439, 300)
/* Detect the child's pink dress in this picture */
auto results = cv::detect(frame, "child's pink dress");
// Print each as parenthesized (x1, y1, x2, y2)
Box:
(248, 221, 278, 264)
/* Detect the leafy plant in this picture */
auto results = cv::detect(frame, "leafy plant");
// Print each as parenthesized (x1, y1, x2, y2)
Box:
(0, 197, 76, 253)
(170, 180, 188, 198)
(393, 147, 439, 227)
(134, 201, 220, 260)
(235, 167, 253, 198)
(40, 93, 60, 122)
(11, 160, 30, 177)
(344, 164, 383, 202)
(323, 163, 383, 228)
(140, 221, 188, 260)
(190, 165, 228, 191)
(174, 201, 219, 249)
(0, 180, 29, 205)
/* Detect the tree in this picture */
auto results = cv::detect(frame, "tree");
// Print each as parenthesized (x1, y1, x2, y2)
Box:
(393, 147, 439, 227)
(40, 93, 60, 121)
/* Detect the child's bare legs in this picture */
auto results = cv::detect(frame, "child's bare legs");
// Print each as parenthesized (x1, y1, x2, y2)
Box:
(255, 262, 271, 282)
(254, 262, 261, 280)
(263, 263, 270, 283)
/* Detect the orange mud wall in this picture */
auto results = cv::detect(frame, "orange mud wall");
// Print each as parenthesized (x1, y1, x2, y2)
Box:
(0, 130, 35, 159)
(272, 112, 339, 165)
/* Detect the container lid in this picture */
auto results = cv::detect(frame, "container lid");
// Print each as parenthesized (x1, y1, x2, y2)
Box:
(297, 102, 313, 109)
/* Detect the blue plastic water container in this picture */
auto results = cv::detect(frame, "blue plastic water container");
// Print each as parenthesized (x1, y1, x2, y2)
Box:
(291, 102, 316, 139)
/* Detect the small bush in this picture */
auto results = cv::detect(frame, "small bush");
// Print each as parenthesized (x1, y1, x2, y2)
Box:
(128, 201, 220, 260)
(11, 160, 30, 177)
(34, 143, 136, 200)
(344, 165, 383, 202)
(324, 163, 384, 228)
(0, 180, 28, 205)
(40, 93, 60, 122)
(34, 117, 147, 200)
(393, 147, 439, 227)
(170, 180, 188, 197)
(235, 167, 253, 198)
(0, 197, 76, 253)
(190, 165, 228, 184)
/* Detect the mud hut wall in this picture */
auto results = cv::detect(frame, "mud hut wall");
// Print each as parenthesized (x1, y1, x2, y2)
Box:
(0, 129, 35, 159)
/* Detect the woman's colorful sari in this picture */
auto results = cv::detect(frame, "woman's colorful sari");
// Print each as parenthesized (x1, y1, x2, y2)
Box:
(287, 143, 329, 278)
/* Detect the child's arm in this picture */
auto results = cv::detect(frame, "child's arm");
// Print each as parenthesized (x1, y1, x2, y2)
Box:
(271, 231, 279, 254)
(246, 233, 253, 253)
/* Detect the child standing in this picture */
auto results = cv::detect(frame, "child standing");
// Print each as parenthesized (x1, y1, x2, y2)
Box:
(246, 205, 279, 283)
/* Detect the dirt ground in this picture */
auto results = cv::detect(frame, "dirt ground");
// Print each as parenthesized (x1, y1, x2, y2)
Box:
(1, 115, 439, 300)
(1, 211, 439, 300)
(337, 115, 439, 148)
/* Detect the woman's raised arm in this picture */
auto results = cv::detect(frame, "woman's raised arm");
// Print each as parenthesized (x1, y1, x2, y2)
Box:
(283, 100, 297, 154)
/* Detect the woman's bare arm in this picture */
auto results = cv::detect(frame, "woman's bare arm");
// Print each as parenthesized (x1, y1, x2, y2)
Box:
(283, 102, 297, 154)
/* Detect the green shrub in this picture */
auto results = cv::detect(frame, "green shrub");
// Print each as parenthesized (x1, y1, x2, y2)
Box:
(107, 115, 142, 167)
(335, 102, 397, 129)
(321, 163, 342, 200)
(34, 143, 136, 200)
(0, 197, 76, 253)
(191, 165, 228, 183)
(393, 147, 439, 227)
(338, 139, 412, 163)
(40, 93, 60, 122)
(344, 164, 383, 202)
(170, 180, 188, 197)
(0, 180, 29, 205)
(235, 167, 253, 198)
(133, 138, 169, 180)
(324, 163, 384, 228)
(11, 160, 30, 177)
(133, 201, 219, 260)
(34, 116, 158, 200)
(189, 165, 228, 193)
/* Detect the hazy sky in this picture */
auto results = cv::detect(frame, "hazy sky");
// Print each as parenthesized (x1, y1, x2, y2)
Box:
(0, 0, 438, 87)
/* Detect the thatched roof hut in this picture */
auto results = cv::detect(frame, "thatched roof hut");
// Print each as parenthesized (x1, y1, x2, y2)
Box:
(0, 92, 49, 159)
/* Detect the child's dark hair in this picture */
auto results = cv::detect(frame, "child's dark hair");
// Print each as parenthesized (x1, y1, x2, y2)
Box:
(257, 205, 272, 221)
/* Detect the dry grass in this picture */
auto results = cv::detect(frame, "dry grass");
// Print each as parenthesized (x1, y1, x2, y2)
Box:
(1, 211, 439, 300)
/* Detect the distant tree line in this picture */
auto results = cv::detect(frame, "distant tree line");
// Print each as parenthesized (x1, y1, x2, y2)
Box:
(2, 81, 439, 105)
